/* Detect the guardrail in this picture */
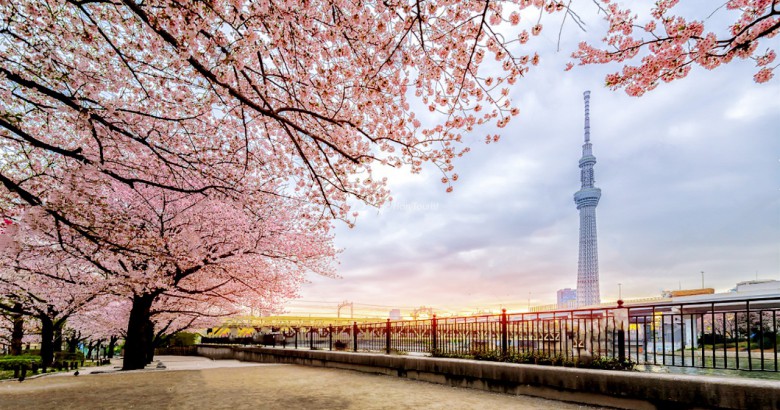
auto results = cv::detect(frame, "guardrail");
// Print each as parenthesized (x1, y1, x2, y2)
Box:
(202, 296, 780, 372)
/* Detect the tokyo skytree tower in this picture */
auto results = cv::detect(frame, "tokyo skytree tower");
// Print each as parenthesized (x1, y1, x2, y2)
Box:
(574, 91, 601, 307)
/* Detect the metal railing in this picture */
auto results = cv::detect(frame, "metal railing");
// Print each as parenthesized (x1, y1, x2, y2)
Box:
(201, 296, 780, 372)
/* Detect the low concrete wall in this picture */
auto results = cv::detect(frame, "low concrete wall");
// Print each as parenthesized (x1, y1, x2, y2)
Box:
(197, 345, 779, 409)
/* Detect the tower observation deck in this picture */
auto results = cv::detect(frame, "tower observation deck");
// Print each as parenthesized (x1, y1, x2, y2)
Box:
(574, 91, 601, 307)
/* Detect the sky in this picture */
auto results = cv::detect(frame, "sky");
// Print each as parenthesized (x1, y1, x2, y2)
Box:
(290, 3, 780, 318)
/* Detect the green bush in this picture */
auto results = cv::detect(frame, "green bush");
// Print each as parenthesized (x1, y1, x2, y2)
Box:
(585, 357, 635, 371)
(430, 349, 473, 359)
(470, 348, 502, 362)
(54, 352, 84, 362)
(53, 351, 85, 370)
(430, 349, 634, 371)
(0, 355, 42, 370)
(168, 332, 200, 347)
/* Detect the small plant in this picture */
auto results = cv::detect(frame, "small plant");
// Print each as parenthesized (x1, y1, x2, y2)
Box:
(429, 349, 635, 371)
(431, 349, 473, 359)
(333, 340, 348, 351)
(586, 357, 636, 371)
(470, 349, 502, 362)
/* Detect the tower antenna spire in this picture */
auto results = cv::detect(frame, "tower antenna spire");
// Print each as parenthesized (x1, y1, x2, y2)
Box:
(584, 90, 591, 143)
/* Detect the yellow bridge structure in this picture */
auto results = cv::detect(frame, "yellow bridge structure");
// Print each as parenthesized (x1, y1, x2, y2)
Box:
(207, 315, 384, 338)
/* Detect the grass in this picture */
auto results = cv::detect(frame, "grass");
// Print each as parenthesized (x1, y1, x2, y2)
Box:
(700, 341, 768, 351)
(0, 358, 106, 381)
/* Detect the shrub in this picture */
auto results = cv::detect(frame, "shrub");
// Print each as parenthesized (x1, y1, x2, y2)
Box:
(429, 349, 634, 371)
(585, 357, 636, 371)
(168, 332, 200, 347)
(470, 348, 502, 362)
(53, 352, 85, 370)
(333, 340, 348, 350)
(431, 349, 472, 359)
(0, 355, 41, 371)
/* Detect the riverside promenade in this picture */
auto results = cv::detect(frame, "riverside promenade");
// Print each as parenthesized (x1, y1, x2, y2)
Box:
(198, 345, 780, 409)
(0, 356, 596, 409)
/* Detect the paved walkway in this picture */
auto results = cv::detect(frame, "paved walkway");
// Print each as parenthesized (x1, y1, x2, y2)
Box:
(0, 356, 602, 409)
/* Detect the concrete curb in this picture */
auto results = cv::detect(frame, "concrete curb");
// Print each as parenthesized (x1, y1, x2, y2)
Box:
(197, 345, 780, 410)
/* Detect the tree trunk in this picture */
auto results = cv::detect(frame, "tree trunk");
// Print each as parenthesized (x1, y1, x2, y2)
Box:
(66, 333, 79, 353)
(39, 315, 55, 369)
(123, 293, 156, 370)
(107, 336, 117, 358)
(10, 303, 24, 356)
(86, 341, 94, 360)
(146, 320, 156, 364)
(53, 324, 63, 354)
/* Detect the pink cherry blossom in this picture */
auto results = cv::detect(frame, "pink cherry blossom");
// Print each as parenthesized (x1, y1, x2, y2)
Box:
(572, 0, 778, 95)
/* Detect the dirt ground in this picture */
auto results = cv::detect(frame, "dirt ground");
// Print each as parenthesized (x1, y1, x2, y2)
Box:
(0, 356, 599, 409)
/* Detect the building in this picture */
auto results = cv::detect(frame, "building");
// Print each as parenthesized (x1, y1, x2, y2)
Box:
(388, 309, 401, 320)
(574, 91, 602, 307)
(732, 279, 780, 293)
(557, 288, 577, 309)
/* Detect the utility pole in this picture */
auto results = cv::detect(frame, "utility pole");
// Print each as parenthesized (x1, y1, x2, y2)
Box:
(701, 271, 705, 289)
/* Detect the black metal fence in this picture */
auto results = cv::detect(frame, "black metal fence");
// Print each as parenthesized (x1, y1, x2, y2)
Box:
(202, 296, 780, 372)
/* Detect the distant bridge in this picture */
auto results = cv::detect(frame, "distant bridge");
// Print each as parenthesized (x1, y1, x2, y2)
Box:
(207, 315, 383, 337)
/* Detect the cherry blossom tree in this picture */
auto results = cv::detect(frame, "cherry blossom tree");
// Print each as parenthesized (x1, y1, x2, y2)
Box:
(0, 301, 24, 355)
(68, 296, 129, 359)
(0, 299, 43, 356)
(70, 295, 225, 361)
(13, 175, 337, 369)
(572, 0, 779, 95)
(0, 313, 11, 354)
(0, 224, 108, 367)
(0, 0, 552, 228)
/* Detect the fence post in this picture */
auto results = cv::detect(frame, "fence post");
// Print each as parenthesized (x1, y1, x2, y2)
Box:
(501, 308, 508, 356)
(329, 324, 333, 351)
(294, 328, 298, 349)
(386, 318, 391, 354)
(353, 322, 358, 352)
(309, 328, 314, 350)
(747, 300, 752, 371)
(616, 300, 626, 362)
(431, 314, 438, 353)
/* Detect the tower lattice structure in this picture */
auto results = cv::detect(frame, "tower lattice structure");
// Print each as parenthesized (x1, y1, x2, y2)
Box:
(574, 91, 601, 307)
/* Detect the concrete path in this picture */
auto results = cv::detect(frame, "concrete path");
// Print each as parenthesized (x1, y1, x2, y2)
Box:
(0, 356, 602, 409)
